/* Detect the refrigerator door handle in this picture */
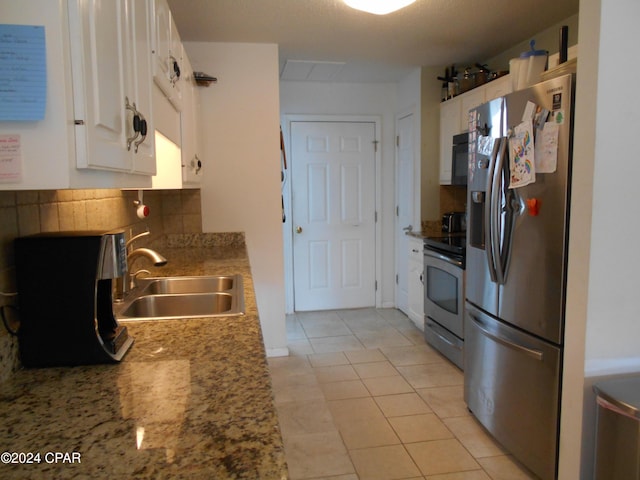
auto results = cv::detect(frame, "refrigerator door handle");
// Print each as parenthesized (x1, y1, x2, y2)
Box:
(493, 137, 510, 284)
(484, 138, 501, 282)
(495, 136, 521, 285)
(500, 186, 522, 284)
(469, 314, 544, 361)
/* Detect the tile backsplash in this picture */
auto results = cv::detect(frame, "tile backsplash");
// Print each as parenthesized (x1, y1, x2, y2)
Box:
(420, 186, 468, 235)
(440, 185, 467, 214)
(0, 188, 202, 383)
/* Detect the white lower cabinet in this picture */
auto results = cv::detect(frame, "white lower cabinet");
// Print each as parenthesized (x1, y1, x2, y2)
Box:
(407, 236, 424, 329)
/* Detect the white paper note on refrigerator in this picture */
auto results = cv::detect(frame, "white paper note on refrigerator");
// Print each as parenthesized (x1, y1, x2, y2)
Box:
(534, 122, 559, 173)
(508, 121, 536, 188)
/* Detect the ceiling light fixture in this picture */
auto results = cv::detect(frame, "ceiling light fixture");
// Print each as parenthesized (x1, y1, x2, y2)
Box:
(343, 0, 416, 15)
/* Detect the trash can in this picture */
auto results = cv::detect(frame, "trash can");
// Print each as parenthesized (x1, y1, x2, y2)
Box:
(593, 375, 640, 480)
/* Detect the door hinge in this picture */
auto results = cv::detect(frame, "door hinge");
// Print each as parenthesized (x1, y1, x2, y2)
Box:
(373, 140, 379, 152)
(375, 280, 378, 291)
(396, 206, 399, 216)
(395, 274, 399, 284)
(396, 135, 400, 147)
(375, 211, 378, 223)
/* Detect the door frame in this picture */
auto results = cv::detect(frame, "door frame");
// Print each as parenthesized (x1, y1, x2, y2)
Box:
(394, 106, 421, 313)
(282, 114, 383, 313)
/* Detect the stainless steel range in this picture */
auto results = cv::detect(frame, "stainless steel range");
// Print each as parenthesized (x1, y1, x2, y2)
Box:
(423, 233, 465, 369)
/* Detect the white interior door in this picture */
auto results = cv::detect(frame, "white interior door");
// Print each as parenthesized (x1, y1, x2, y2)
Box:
(395, 112, 415, 315)
(291, 121, 376, 311)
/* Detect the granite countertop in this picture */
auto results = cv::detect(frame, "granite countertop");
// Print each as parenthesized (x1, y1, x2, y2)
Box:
(407, 231, 429, 240)
(0, 235, 288, 479)
(407, 221, 442, 240)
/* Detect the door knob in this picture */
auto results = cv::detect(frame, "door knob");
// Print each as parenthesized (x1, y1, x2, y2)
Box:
(296, 226, 303, 234)
(402, 225, 413, 232)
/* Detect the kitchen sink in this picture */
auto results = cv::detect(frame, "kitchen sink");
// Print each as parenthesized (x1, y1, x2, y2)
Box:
(138, 275, 236, 295)
(119, 293, 235, 319)
(116, 275, 244, 321)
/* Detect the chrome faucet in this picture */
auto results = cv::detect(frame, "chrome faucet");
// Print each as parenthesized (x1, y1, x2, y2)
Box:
(115, 230, 167, 300)
(128, 247, 168, 269)
(127, 230, 167, 274)
(126, 230, 155, 250)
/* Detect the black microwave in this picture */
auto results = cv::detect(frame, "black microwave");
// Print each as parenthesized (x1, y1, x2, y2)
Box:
(451, 133, 469, 185)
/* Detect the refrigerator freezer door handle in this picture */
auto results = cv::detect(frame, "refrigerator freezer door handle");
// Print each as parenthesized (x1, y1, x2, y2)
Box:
(469, 314, 544, 361)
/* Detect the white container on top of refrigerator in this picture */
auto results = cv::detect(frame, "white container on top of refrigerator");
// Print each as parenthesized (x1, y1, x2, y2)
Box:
(464, 73, 574, 480)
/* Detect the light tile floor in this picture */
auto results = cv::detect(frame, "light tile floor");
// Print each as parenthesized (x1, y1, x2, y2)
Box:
(268, 308, 540, 480)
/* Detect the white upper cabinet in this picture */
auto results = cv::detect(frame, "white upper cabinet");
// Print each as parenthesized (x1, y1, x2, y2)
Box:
(169, 18, 184, 111)
(125, 0, 156, 174)
(439, 98, 459, 185)
(69, 0, 129, 172)
(0, 0, 155, 189)
(484, 75, 512, 103)
(439, 75, 512, 184)
(151, 49, 202, 189)
(180, 52, 203, 186)
(458, 88, 485, 133)
(151, 0, 183, 111)
(69, 0, 156, 176)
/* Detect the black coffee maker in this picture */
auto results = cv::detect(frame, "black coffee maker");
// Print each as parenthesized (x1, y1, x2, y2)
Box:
(15, 230, 134, 367)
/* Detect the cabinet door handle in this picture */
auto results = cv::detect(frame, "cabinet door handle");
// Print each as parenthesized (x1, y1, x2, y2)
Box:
(133, 114, 147, 153)
(132, 114, 141, 132)
(170, 56, 181, 83)
(125, 97, 140, 151)
(192, 155, 202, 173)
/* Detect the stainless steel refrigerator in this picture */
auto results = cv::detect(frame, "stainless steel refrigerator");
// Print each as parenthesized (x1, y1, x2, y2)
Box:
(464, 73, 574, 480)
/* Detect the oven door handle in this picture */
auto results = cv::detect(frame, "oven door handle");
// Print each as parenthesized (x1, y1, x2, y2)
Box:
(423, 249, 463, 268)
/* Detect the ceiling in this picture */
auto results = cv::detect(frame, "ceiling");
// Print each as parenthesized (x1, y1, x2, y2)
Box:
(166, 0, 579, 83)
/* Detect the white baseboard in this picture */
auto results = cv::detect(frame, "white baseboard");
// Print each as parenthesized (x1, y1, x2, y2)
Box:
(266, 347, 290, 358)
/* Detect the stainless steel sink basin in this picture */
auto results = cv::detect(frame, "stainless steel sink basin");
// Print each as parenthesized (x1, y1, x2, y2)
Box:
(138, 275, 236, 294)
(116, 275, 244, 321)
